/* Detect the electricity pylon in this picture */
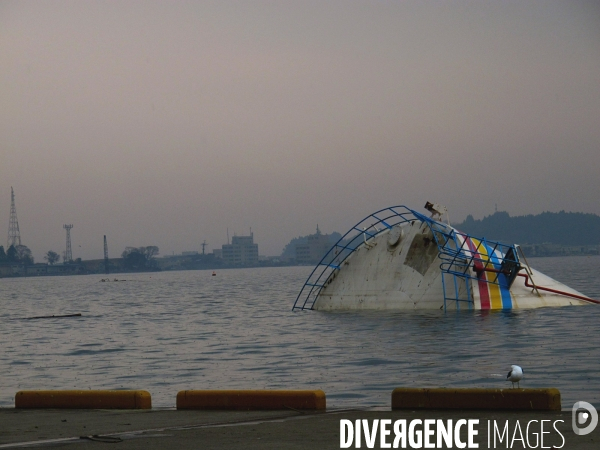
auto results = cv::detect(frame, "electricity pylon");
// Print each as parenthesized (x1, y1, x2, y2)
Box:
(7, 187, 22, 248)
(63, 224, 73, 262)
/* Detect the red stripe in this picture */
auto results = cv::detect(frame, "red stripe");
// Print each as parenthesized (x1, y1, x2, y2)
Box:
(464, 237, 491, 310)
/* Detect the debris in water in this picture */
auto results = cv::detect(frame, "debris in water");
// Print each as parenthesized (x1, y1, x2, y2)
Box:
(12, 313, 82, 321)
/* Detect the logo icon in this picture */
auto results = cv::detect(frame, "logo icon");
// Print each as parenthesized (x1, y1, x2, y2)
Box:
(572, 401, 598, 436)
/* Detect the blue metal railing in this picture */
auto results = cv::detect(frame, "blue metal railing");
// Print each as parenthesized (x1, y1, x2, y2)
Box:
(292, 206, 420, 311)
(292, 206, 522, 311)
(411, 212, 521, 309)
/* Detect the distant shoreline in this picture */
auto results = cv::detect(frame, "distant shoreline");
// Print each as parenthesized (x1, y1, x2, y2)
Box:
(0, 249, 598, 279)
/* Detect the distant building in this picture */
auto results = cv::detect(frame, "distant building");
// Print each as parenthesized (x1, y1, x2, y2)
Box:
(0, 262, 83, 277)
(296, 225, 331, 264)
(221, 234, 259, 266)
(0, 264, 18, 277)
(181, 251, 199, 256)
(26, 263, 49, 276)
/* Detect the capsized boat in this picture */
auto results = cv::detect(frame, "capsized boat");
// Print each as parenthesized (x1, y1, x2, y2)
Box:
(293, 204, 599, 311)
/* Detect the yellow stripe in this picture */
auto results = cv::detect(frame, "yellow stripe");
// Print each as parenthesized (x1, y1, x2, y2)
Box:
(471, 239, 503, 309)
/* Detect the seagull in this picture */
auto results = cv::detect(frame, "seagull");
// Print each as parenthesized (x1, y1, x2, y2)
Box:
(507, 365, 524, 388)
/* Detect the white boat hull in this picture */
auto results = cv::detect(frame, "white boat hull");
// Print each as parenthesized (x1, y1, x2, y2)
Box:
(312, 220, 591, 311)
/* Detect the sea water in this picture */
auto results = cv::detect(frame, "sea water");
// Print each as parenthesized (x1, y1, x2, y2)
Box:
(0, 256, 599, 409)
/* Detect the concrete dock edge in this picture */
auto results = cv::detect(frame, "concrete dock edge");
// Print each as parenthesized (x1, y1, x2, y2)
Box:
(391, 388, 561, 411)
(176, 389, 326, 410)
(15, 390, 152, 409)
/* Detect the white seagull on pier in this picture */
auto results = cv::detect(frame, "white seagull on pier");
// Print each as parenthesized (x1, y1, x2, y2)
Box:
(507, 365, 524, 388)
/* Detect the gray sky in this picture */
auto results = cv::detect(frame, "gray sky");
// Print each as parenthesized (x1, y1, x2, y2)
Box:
(1, 0, 599, 261)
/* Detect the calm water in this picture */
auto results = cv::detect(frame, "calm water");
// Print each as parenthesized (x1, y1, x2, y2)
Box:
(1, 256, 599, 409)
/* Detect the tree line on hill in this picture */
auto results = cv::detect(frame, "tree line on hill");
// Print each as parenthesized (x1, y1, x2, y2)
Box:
(280, 232, 342, 259)
(453, 211, 600, 246)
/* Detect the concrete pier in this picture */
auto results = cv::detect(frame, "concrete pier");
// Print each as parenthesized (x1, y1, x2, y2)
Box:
(1, 407, 598, 449)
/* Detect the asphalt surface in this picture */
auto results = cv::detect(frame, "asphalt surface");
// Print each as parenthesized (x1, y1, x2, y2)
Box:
(1, 407, 598, 449)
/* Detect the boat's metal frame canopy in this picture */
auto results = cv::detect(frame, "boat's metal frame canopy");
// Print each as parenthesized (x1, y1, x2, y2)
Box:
(292, 206, 522, 311)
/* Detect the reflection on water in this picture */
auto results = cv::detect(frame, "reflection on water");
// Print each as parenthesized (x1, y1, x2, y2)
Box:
(0, 256, 599, 408)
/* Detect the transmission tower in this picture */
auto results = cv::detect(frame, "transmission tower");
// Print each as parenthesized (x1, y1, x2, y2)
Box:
(63, 224, 73, 262)
(104, 235, 109, 274)
(7, 187, 21, 248)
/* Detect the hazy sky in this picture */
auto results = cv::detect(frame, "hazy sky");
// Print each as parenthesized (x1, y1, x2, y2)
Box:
(2, 1, 599, 261)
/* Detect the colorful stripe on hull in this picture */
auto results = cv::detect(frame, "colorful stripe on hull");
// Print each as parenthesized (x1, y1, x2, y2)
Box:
(460, 235, 513, 310)
(481, 240, 513, 309)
